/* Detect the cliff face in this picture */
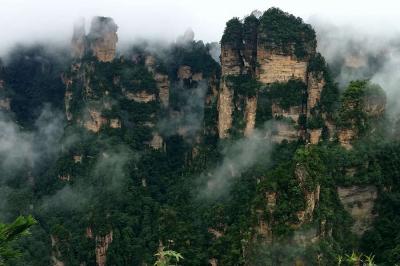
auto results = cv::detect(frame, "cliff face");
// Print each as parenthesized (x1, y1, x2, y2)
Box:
(338, 186, 378, 235)
(145, 55, 170, 108)
(71, 17, 118, 62)
(96, 231, 113, 266)
(217, 9, 321, 141)
(217, 81, 233, 138)
(71, 19, 86, 59)
(88, 17, 118, 62)
(256, 51, 308, 84)
(337, 81, 386, 149)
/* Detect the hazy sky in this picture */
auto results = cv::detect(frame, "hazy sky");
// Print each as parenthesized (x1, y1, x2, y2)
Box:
(0, 0, 399, 55)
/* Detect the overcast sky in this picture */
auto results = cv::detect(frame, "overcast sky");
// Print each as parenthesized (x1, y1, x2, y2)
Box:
(0, 0, 399, 55)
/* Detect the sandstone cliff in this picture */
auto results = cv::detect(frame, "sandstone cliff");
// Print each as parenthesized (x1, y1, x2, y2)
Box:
(338, 186, 378, 235)
(217, 8, 322, 141)
(88, 17, 118, 62)
(71, 17, 118, 62)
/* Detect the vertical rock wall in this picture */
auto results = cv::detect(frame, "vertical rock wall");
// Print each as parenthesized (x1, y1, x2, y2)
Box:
(88, 17, 118, 62)
(338, 186, 378, 235)
(256, 50, 308, 84)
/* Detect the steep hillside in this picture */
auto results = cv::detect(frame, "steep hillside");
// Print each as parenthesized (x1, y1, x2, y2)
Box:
(0, 7, 400, 266)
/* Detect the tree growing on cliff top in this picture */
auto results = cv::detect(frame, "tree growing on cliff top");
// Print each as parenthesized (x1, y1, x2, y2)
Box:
(0, 215, 37, 265)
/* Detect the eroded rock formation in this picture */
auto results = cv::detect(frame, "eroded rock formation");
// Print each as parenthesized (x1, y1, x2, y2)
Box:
(338, 186, 378, 235)
(88, 17, 118, 62)
(71, 17, 118, 62)
(96, 231, 113, 266)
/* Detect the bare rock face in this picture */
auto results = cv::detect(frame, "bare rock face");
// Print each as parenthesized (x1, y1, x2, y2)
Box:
(271, 103, 301, 123)
(363, 94, 386, 117)
(177, 65, 192, 80)
(221, 45, 243, 76)
(150, 133, 164, 150)
(209, 258, 218, 266)
(50, 235, 65, 266)
(217, 81, 233, 138)
(109, 118, 121, 128)
(96, 231, 113, 266)
(271, 121, 298, 143)
(125, 91, 156, 103)
(338, 128, 357, 150)
(309, 129, 322, 144)
(244, 96, 257, 136)
(83, 109, 107, 133)
(88, 17, 118, 62)
(295, 165, 320, 225)
(71, 18, 86, 59)
(64, 91, 73, 121)
(145, 55, 170, 108)
(307, 71, 325, 112)
(256, 50, 308, 84)
(337, 186, 378, 235)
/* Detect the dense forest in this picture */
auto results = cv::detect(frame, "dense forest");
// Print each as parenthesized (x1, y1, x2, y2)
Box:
(0, 7, 400, 266)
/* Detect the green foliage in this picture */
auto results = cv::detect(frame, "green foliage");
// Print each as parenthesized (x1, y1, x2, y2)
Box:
(3, 45, 70, 127)
(258, 8, 316, 58)
(243, 15, 259, 44)
(337, 80, 386, 133)
(166, 40, 220, 80)
(221, 18, 243, 47)
(0, 216, 37, 264)
(154, 248, 183, 266)
(267, 79, 307, 109)
(225, 74, 260, 97)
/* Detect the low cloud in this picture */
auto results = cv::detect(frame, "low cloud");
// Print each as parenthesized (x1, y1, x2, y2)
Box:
(197, 123, 275, 199)
(158, 80, 208, 141)
(0, 105, 65, 180)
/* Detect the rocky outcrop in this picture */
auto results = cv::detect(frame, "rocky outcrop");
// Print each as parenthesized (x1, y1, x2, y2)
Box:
(217, 81, 233, 138)
(295, 165, 320, 225)
(256, 51, 308, 84)
(217, 11, 318, 141)
(83, 109, 107, 133)
(309, 129, 322, 144)
(88, 17, 118, 62)
(150, 133, 163, 150)
(337, 81, 386, 149)
(71, 17, 118, 62)
(73, 155, 82, 163)
(307, 71, 325, 112)
(125, 91, 156, 103)
(64, 91, 73, 121)
(109, 118, 121, 128)
(209, 258, 218, 266)
(155, 73, 170, 108)
(271, 121, 298, 143)
(96, 231, 113, 266)
(337, 186, 378, 235)
(338, 128, 357, 150)
(71, 18, 86, 59)
(363, 94, 386, 117)
(244, 96, 257, 136)
(50, 235, 65, 266)
(221, 45, 243, 76)
(145, 55, 170, 108)
(178, 65, 192, 80)
(271, 103, 301, 123)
